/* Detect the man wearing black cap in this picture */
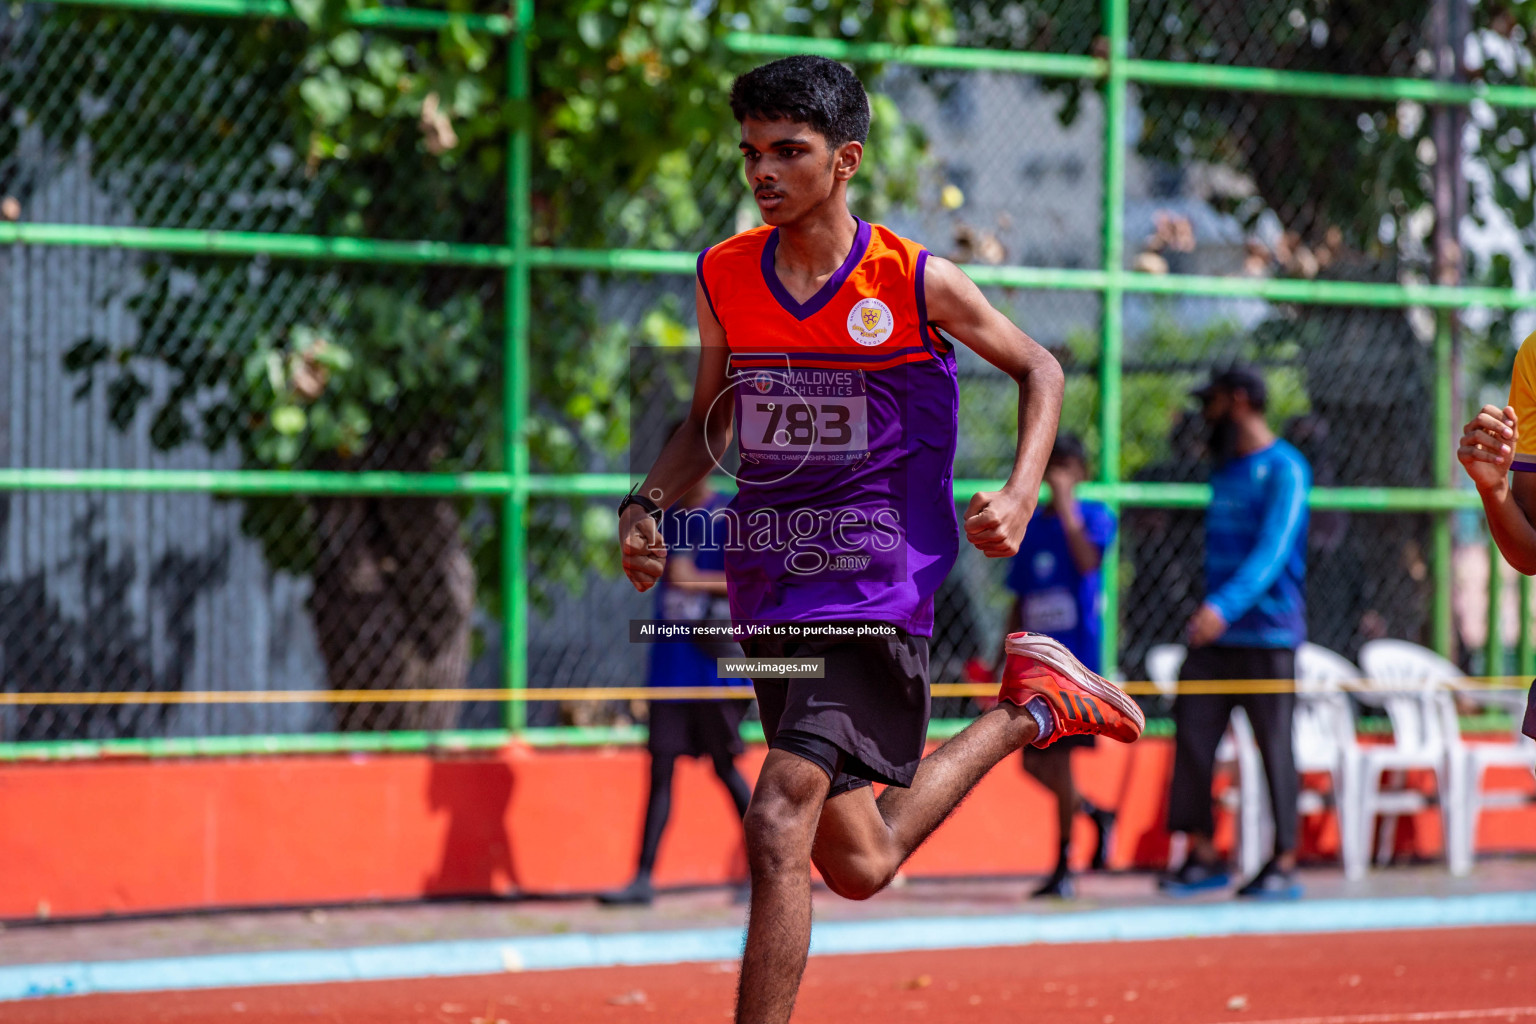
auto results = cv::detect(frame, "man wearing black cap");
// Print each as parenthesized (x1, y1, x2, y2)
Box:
(1162, 365, 1312, 899)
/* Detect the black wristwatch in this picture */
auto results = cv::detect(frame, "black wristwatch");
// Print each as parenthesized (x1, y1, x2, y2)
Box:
(617, 484, 665, 522)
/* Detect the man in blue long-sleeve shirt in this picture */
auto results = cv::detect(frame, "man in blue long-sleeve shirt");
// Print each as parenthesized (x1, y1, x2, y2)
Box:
(1163, 366, 1311, 900)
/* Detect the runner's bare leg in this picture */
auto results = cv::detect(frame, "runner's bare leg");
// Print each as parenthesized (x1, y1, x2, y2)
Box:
(812, 702, 1039, 898)
(735, 703, 1040, 1024)
(736, 751, 831, 1024)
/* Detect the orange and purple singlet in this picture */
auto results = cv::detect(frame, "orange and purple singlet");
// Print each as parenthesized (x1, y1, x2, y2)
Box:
(695, 217, 961, 636)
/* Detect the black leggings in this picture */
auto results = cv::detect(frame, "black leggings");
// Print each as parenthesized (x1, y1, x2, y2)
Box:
(637, 752, 753, 875)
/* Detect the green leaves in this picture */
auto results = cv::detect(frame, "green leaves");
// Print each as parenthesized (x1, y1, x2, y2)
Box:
(362, 39, 406, 86)
(225, 286, 493, 471)
(289, 11, 510, 242)
(641, 306, 691, 348)
(106, 374, 150, 431)
(58, 0, 951, 609)
(271, 405, 308, 436)
(299, 66, 353, 127)
(327, 29, 363, 66)
(288, 0, 327, 29)
(535, 0, 949, 250)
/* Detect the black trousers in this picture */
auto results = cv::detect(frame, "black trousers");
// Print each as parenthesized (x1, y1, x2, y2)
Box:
(1168, 645, 1299, 856)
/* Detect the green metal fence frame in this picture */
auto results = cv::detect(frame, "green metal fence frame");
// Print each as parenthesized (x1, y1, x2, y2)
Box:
(4, 0, 1536, 760)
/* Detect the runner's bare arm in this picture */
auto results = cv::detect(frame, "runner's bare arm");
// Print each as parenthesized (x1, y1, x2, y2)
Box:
(1480, 471, 1536, 575)
(923, 255, 1064, 558)
(619, 278, 736, 592)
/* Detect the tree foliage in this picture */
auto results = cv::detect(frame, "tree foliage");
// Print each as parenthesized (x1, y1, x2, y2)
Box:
(33, 0, 1536, 688)
(38, 0, 951, 708)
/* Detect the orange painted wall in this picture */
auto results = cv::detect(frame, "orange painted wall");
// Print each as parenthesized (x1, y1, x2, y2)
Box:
(1, 740, 1532, 919)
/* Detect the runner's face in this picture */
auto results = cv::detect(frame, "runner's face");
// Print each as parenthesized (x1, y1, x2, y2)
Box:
(738, 117, 856, 225)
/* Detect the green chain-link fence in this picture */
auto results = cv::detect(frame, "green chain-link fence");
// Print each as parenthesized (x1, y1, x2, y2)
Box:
(3, 0, 1536, 756)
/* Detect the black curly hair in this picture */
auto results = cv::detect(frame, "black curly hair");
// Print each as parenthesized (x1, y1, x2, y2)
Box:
(728, 55, 870, 147)
(1050, 432, 1088, 468)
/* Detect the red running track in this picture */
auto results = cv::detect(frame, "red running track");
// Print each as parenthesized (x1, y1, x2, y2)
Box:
(10, 925, 1535, 1024)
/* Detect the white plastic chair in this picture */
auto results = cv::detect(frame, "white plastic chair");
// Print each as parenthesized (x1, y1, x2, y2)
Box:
(1146, 644, 1193, 870)
(1443, 680, 1536, 876)
(1293, 643, 1362, 821)
(1297, 644, 1367, 870)
(1227, 643, 1366, 879)
(1145, 643, 1187, 702)
(1295, 641, 1361, 693)
(1225, 706, 1269, 878)
(1354, 639, 1464, 878)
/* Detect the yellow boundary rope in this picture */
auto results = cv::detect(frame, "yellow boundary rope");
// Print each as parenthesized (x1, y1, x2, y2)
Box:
(0, 678, 1529, 704)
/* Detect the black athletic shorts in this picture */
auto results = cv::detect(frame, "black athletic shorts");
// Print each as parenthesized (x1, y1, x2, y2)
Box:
(1523, 680, 1536, 741)
(646, 699, 749, 761)
(742, 624, 930, 788)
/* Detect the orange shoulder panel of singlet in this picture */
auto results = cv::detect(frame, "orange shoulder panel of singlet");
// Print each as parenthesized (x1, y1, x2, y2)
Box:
(846, 224, 923, 313)
(699, 226, 771, 279)
(862, 224, 948, 357)
(866, 222, 926, 268)
(697, 225, 771, 321)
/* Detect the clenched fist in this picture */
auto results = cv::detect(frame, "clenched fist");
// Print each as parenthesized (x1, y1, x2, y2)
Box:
(964, 489, 1034, 558)
(619, 507, 667, 592)
(1458, 405, 1517, 493)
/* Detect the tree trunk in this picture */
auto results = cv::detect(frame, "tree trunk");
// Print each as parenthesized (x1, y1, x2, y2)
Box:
(307, 495, 474, 731)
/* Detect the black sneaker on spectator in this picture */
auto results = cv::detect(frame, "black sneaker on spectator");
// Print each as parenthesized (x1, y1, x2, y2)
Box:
(1158, 857, 1230, 895)
(1236, 859, 1302, 900)
(598, 877, 654, 906)
(1030, 865, 1075, 899)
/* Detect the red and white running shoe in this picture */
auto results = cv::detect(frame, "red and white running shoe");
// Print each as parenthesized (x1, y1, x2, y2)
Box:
(998, 632, 1145, 747)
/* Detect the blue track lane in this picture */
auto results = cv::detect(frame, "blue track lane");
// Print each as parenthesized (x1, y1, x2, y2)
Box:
(5, 892, 1536, 1002)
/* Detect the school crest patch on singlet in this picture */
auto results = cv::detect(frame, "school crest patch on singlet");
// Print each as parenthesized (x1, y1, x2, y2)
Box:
(846, 297, 894, 346)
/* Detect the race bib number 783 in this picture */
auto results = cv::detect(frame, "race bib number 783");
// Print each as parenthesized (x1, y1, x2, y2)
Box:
(737, 368, 870, 464)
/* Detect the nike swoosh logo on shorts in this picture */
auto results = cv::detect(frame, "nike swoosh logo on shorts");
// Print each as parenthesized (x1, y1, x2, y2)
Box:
(804, 697, 843, 709)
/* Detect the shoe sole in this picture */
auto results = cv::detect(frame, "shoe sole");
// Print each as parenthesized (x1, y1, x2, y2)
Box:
(1159, 875, 1231, 895)
(1030, 886, 1075, 899)
(1236, 885, 1303, 901)
(1005, 632, 1146, 732)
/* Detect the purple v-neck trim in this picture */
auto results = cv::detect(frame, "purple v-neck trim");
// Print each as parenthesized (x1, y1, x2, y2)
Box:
(760, 217, 871, 321)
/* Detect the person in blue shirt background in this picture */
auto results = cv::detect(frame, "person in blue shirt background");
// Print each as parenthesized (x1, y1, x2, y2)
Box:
(995, 432, 1118, 898)
(601, 477, 753, 906)
(1163, 365, 1311, 900)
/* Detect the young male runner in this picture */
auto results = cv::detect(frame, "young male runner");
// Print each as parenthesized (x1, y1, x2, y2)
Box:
(617, 56, 1143, 1024)
(1458, 332, 1536, 745)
